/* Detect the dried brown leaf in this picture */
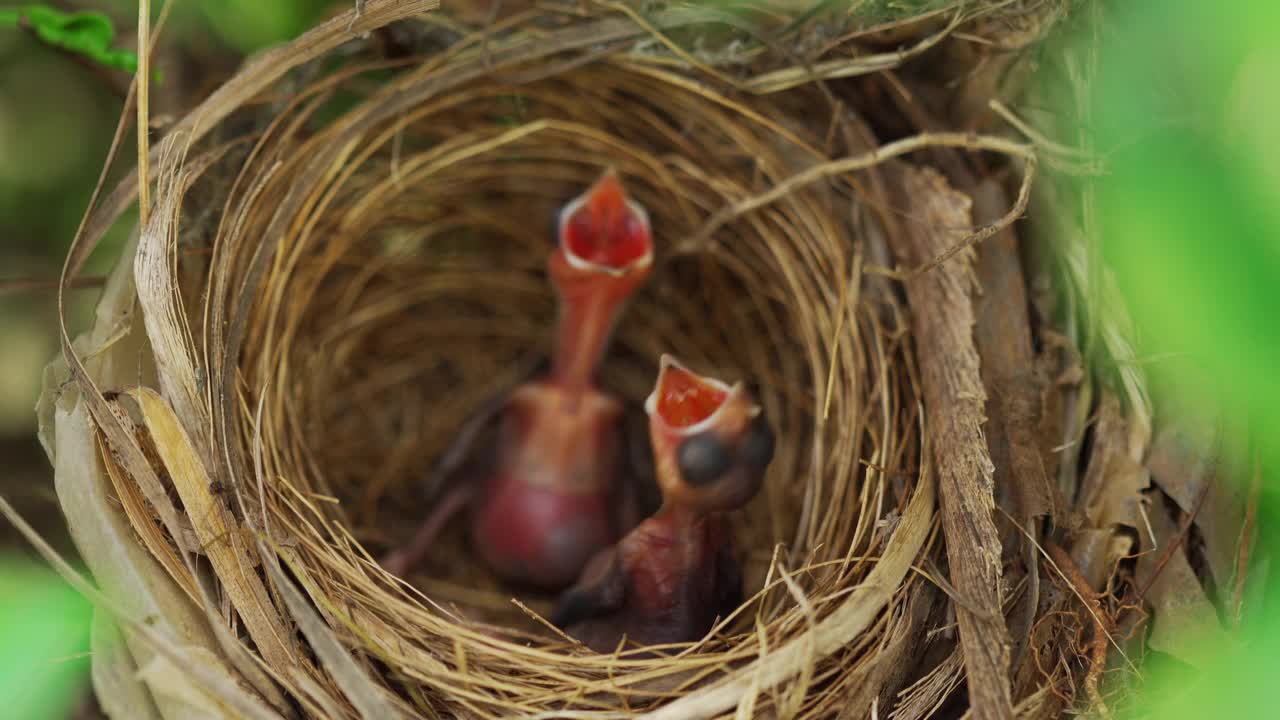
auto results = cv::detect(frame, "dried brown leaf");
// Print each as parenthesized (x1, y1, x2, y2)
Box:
(1147, 415, 1248, 591)
(96, 428, 201, 604)
(1067, 529, 1128, 594)
(1146, 416, 1217, 513)
(1078, 393, 1150, 531)
(1136, 497, 1227, 667)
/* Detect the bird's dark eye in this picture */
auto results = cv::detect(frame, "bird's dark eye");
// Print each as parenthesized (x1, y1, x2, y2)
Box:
(740, 417, 775, 470)
(677, 432, 731, 486)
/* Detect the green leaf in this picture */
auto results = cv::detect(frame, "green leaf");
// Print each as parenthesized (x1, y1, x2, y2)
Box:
(1, 4, 139, 73)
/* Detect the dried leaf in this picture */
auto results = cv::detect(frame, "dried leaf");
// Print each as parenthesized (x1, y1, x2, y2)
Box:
(135, 652, 233, 720)
(0, 494, 281, 720)
(1146, 415, 1218, 512)
(134, 139, 215, 462)
(126, 387, 299, 675)
(1147, 414, 1248, 590)
(97, 424, 202, 604)
(1068, 529, 1130, 593)
(38, 228, 288, 719)
(1136, 495, 1228, 667)
(90, 613, 161, 720)
(1078, 393, 1150, 530)
(39, 230, 185, 554)
(49, 400, 234, 720)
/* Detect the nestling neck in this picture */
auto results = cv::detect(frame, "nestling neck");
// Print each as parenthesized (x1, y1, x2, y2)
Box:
(656, 500, 707, 532)
(550, 282, 624, 396)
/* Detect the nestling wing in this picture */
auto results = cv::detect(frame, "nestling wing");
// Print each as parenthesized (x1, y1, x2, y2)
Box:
(550, 547, 627, 629)
(713, 534, 744, 622)
(421, 353, 548, 501)
(614, 405, 661, 530)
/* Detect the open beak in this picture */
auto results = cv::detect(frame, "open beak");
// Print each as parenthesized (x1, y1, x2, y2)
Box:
(645, 355, 770, 511)
(548, 169, 654, 390)
(557, 168, 653, 277)
(645, 355, 740, 432)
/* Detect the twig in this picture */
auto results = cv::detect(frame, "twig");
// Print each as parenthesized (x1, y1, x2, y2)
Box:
(907, 154, 1036, 280)
(1045, 541, 1110, 719)
(677, 132, 1036, 282)
(988, 100, 1094, 162)
(1134, 480, 1212, 602)
(1233, 456, 1262, 624)
(136, 0, 152, 230)
(0, 275, 107, 294)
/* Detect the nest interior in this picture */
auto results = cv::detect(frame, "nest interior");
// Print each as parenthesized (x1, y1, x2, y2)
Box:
(235, 57, 921, 710)
(35, 2, 1142, 719)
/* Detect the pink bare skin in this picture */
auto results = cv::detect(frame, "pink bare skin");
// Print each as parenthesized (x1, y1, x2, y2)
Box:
(551, 355, 775, 654)
(382, 170, 655, 591)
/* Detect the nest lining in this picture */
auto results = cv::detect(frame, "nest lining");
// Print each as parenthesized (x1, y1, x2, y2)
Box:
(219, 59, 924, 715)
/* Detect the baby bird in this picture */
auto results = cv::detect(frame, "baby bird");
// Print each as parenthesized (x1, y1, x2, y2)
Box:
(381, 169, 655, 591)
(551, 355, 774, 654)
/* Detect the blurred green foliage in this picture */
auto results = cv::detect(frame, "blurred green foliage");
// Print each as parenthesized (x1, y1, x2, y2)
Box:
(0, 0, 333, 428)
(1097, 1, 1280, 441)
(0, 3, 332, 717)
(1088, 0, 1280, 716)
(0, 5, 137, 72)
(194, 0, 330, 53)
(98, 0, 332, 53)
(0, 555, 92, 719)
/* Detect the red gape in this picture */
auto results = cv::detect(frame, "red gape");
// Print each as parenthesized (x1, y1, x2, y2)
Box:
(656, 365, 728, 428)
(381, 169, 655, 591)
(562, 173, 651, 270)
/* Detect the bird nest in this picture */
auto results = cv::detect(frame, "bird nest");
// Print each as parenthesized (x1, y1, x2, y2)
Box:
(30, 1, 1144, 719)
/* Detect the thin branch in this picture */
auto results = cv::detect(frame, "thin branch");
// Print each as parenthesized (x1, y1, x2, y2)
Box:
(1046, 541, 1111, 719)
(136, 0, 152, 229)
(0, 275, 107, 294)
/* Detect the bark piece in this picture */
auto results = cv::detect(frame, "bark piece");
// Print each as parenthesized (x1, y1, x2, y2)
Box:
(972, 179, 1054, 525)
(896, 165, 1014, 720)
